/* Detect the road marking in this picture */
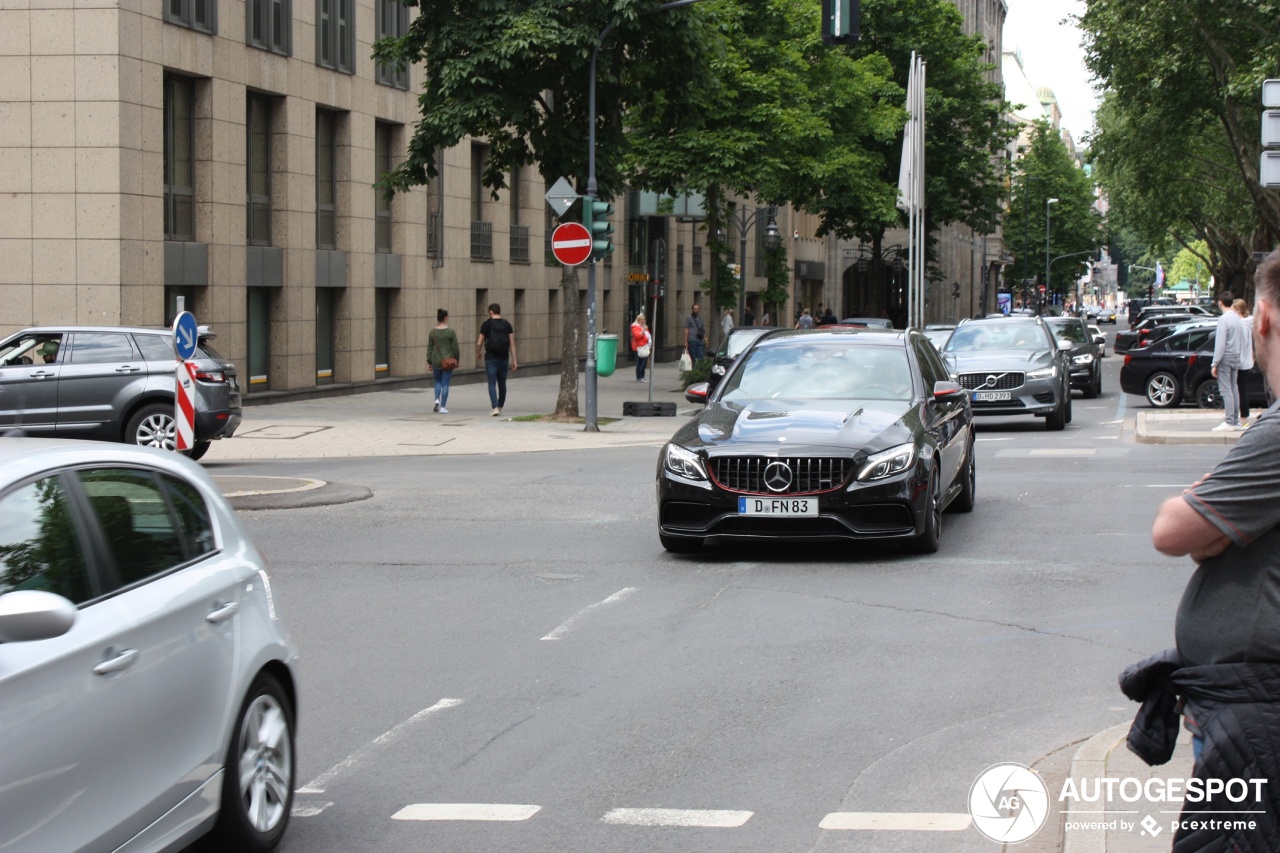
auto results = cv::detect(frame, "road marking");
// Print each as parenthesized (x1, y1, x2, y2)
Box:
(820, 812, 972, 831)
(1100, 419, 1124, 425)
(601, 808, 753, 828)
(541, 587, 638, 641)
(291, 802, 333, 817)
(392, 803, 542, 822)
(1028, 448, 1097, 456)
(975, 437, 1015, 442)
(296, 698, 463, 793)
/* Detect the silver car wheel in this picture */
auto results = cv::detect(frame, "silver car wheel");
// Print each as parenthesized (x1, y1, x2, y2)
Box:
(1146, 373, 1179, 407)
(236, 693, 292, 834)
(135, 412, 176, 450)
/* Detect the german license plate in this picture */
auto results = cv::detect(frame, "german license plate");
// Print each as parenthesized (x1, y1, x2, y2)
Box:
(738, 497, 818, 516)
(972, 390, 1011, 402)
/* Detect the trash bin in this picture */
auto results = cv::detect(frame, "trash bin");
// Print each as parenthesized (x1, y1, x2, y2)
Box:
(596, 334, 618, 377)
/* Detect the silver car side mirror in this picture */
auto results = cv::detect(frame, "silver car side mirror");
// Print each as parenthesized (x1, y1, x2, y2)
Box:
(0, 590, 77, 643)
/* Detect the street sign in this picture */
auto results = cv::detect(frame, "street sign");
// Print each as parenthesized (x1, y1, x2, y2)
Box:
(1262, 151, 1280, 188)
(172, 311, 198, 360)
(1265, 110, 1280, 147)
(551, 222, 592, 266)
(1038, 284, 1046, 294)
(1264, 79, 1280, 109)
(544, 177, 579, 218)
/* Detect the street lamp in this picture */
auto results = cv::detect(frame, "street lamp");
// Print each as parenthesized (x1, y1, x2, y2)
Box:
(1044, 198, 1059, 310)
(718, 206, 781, 333)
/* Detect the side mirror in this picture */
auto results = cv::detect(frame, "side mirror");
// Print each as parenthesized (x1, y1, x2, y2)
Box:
(932, 380, 966, 401)
(0, 590, 77, 643)
(1057, 340, 1074, 352)
(684, 382, 710, 405)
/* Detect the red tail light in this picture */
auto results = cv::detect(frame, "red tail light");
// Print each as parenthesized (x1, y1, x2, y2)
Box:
(1188, 354, 1198, 367)
(1124, 354, 1132, 366)
(192, 368, 227, 383)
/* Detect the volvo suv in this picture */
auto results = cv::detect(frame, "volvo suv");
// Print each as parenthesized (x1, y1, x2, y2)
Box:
(0, 326, 241, 460)
(941, 316, 1073, 430)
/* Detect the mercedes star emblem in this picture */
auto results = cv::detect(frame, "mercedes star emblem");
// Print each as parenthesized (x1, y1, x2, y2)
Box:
(763, 461, 793, 493)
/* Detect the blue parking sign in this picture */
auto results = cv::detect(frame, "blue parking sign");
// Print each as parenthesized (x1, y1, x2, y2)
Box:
(172, 311, 198, 360)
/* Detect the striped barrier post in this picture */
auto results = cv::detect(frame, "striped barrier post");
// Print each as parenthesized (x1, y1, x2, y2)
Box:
(175, 360, 196, 452)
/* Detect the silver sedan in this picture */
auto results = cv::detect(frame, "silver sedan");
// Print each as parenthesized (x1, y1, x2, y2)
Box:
(0, 438, 298, 853)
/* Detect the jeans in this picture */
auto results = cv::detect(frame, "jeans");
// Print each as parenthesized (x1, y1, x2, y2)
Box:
(688, 339, 705, 361)
(485, 358, 509, 408)
(434, 368, 453, 408)
(1218, 364, 1240, 424)
(635, 352, 647, 380)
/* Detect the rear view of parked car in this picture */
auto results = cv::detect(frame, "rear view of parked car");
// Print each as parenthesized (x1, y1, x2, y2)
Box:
(0, 326, 241, 460)
(0, 439, 297, 853)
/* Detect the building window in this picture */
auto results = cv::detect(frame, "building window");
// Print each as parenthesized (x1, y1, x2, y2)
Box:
(164, 74, 195, 242)
(316, 109, 336, 249)
(316, 0, 354, 74)
(316, 288, 336, 384)
(247, 0, 291, 56)
(470, 143, 492, 260)
(374, 123, 394, 253)
(246, 94, 272, 246)
(375, 0, 408, 89)
(165, 0, 216, 34)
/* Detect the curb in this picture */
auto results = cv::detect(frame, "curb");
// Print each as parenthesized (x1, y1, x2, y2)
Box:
(1062, 723, 1130, 853)
(1135, 411, 1241, 446)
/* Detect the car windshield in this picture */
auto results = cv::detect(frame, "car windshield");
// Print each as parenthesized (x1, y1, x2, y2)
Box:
(944, 322, 1046, 353)
(720, 341, 914, 402)
(1048, 321, 1087, 343)
(722, 330, 766, 360)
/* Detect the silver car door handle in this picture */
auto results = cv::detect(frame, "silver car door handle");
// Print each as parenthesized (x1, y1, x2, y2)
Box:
(93, 648, 139, 675)
(29, 370, 54, 379)
(206, 601, 239, 623)
(114, 365, 142, 373)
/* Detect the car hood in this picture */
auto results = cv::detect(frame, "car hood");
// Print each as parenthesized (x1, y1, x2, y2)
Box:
(671, 398, 916, 455)
(944, 350, 1054, 373)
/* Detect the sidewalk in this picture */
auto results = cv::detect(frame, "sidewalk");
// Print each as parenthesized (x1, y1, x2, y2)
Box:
(1135, 410, 1247, 445)
(204, 360, 695, 463)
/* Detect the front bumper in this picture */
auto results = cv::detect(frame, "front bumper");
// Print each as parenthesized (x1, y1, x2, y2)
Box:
(657, 469, 926, 544)
(966, 379, 1060, 417)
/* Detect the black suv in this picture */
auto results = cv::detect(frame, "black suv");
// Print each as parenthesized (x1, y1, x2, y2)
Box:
(1045, 316, 1102, 398)
(941, 316, 1073, 430)
(0, 326, 241, 460)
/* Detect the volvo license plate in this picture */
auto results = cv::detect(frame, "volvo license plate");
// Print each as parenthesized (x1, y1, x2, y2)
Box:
(972, 390, 1011, 402)
(738, 497, 818, 516)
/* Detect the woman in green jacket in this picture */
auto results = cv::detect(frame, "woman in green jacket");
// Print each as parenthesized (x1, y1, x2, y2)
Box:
(427, 308, 460, 413)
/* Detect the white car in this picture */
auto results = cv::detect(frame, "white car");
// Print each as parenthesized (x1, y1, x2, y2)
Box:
(0, 438, 298, 852)
(1088, 324, 1108, 358)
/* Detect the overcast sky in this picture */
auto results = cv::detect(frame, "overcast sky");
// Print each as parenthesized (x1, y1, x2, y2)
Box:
(1003, 0, 1099, 143)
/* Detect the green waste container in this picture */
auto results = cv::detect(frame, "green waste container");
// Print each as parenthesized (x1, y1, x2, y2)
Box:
(595, 334, 618, 377)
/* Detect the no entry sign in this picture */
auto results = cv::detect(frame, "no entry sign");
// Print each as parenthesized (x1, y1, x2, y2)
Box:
(551, 222, 592, 267)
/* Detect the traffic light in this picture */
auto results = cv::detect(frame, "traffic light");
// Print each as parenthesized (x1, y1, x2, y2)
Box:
(583, 197, 614, 261)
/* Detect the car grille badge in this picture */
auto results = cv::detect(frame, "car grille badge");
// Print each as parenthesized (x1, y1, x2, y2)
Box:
(763, 462, 794, 493)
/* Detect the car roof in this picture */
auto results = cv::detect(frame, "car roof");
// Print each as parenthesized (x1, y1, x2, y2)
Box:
(0, 436, 212, 485)
(755, 328, 909, 347)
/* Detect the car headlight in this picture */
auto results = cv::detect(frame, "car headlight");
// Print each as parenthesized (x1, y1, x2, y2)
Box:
(664, 444, 708, 481)
(857, 443, 916, 482)
(1027, 366, 1057, 379)
(711, 364, 726, 376)
(1072, 353, 1094, 364)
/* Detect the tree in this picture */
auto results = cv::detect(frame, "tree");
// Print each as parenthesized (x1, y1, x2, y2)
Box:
(1006, 121, 1101, 303)
(1169, 240, 1212, 292)
(377, 0, 719, 418)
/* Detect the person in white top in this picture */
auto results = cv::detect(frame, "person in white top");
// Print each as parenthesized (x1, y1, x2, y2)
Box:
(1234, 298, 1255, 423)
(1210, 291, 1249, 430)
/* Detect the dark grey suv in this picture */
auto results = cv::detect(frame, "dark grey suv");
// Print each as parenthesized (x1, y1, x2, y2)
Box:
(0, 326, 241, 460)
(1045, 316, 1102, 398)
(941, 316, 1074, 430)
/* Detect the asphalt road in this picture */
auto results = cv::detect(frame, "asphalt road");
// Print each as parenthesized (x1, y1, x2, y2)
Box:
(205, 346, 1231, 853)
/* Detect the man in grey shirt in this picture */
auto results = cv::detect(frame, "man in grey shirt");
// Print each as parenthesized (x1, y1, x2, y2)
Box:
(1153, 250, 1280, 750)
(1211, 291, 1248, 429)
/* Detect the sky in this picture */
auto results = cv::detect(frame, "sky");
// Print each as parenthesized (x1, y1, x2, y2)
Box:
(1003, 0, 1099, 143)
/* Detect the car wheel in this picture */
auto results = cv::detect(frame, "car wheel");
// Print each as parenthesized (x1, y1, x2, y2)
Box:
(907, 470, 942, 553)
(950, 442, 976, 514)
(660, 533, 703, 554)
(1046, 396, 1067, 430)
(1145, 371, 1182, 408)
(126, 402, 176, 450)
(1195, 380, 1223, 410)
(1083, 369, 1100, 399)
(201, 673, 295, 852)
(186, 440, 212, 461)
(1065, 391, 1074, 423)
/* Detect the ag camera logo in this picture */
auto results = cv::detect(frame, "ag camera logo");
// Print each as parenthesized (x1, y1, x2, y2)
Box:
(969, 763, 1050, 844)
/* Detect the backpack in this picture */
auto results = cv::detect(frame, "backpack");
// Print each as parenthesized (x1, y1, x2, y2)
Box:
(486, 320, 511, 356)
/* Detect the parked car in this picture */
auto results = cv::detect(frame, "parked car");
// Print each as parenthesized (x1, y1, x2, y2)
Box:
(0, 438, 298, 853)
(1119, 324, 1215, 407)
(659, 328, 974, 554)
(1182, 351, 1270, 410)
(0, 326, 241, 461)
(940, 316, 1073, 430)
(1114, 313, 1195, 353)
(709, 326, 777, 392)
(1088, 324, 1107, 359)
(1133, 304, 1211, 327)
(1125, 298, 1151, 325)
(1045, 316, 1103, 398)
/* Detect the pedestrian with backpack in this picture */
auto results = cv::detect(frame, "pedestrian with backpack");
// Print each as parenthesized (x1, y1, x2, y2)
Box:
(477, 303, 517, 416)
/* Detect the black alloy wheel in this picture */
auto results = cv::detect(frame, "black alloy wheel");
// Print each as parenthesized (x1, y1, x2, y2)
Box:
(906, 470, 942, 553)
(950, 442, 976, 514)
(1195, 380, 1222, 410)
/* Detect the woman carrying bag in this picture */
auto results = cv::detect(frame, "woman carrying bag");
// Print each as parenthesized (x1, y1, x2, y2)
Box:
(428, 308, 460, 413)
(631, 313, 651, 382)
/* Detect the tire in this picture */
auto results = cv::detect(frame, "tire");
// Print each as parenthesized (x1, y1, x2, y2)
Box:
(1196, 380, 1223, 410)
(125, 402, 177, 450)
(950, 442, 976, 514)
(201, 673, 295, 852)
(186, 440, 212, 461)
(1045, 396, 1067, 431)
(906, 470, 942, 553)
(1145, 371, 1182, 408)
(1065, 392, 1073, 423)
(660, 533, 703, 554)
(1083, 369, 1100, 399)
